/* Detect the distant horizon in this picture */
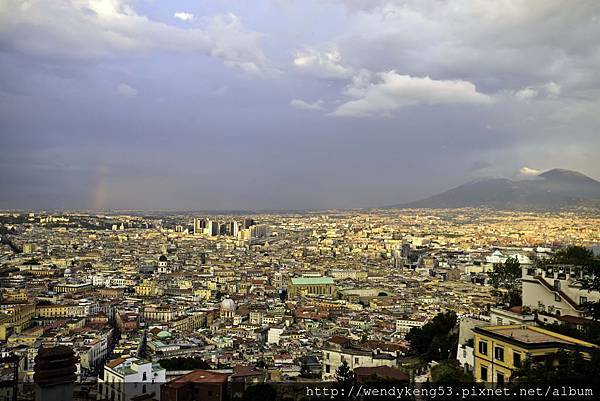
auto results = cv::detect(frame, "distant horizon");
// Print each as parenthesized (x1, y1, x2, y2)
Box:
(1, 167, 599, 213)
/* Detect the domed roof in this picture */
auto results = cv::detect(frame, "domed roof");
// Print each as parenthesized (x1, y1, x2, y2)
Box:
(64, 268, 73, 275)
(158, 255, 168, 262)
(220, 297, 236, 312)
(157, 330, 172, 339)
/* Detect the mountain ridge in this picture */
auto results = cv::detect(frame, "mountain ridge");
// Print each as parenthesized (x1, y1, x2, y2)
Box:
(391, 169, 600, 210)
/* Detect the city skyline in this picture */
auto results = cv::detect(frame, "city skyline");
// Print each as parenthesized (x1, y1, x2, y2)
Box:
(2, 1, 600, 210)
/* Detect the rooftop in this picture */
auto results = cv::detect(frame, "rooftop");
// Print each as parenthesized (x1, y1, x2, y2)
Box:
(474, 325, 598, 349)
(291, 277, 335, 285)
(165, 369, 230, 386)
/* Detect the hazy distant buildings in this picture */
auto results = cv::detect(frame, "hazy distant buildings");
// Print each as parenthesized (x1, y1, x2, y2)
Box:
(193, 218, 206, 235)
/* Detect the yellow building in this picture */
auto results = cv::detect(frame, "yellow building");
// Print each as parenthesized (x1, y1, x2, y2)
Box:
(170, 313, 206, 332)
(135, 280, 158, 297)
(1, 289, 28, 302)
(0, 304, 35, 341)
(288, 277, 336, 298)
(52, 282, 93, 293)
(473, 324, 598, 384)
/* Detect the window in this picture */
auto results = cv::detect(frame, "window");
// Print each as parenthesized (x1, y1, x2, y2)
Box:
(513, 352, 521, 368)
(480, 366, 488, 381)
(496, 317, 503, 325)
(208, 391, 213, 397)
(325, 365, 330, 374)
(354, 357, 359, 364)
(494, 346, 504, 362)
(478, 341, 488, 356)
(142, 372, 147, 381)
(496, 372, 505, 385)
(580, 296, 588, 305)
(555, 293, 561, 302)
(554, 280, 561, 290)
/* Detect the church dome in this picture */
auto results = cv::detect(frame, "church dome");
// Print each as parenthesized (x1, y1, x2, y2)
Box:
(220, 298, 236, 312)
(158, 255, 168, 262)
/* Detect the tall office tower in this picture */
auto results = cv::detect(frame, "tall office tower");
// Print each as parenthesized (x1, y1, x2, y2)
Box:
(207, 220, 219, 236)
(243, 218, 256, 229)
(250, 224, 268, 239)
(392, 249, 403, 269)
(229, 221, 239, 237)
(219, 222, 228, 235)
(401, 243, 411, 259)
(193, 218, 206, 235)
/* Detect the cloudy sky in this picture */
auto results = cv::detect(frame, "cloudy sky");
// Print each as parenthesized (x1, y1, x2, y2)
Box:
(1, 0, 599, 210)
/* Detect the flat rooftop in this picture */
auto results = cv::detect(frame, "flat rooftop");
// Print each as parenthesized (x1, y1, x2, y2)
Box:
(291, 277, 334, 285)
(475, 325, 598, 349)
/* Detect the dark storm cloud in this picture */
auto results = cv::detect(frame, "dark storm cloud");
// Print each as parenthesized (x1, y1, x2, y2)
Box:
(1, 0, 599, 210)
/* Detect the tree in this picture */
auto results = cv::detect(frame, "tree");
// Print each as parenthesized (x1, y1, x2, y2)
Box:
(540, 321, 600, 345)
(430, 361, 474, 384)
(489, 256, 522, 307)
(406, 311, 458, 362)
(335, 360, 356, 389)
(242, 383, 277, 401)
(512, 349, 600, 384)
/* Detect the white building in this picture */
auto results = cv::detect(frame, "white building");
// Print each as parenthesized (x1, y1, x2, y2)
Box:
(486, 250, 531, 265)
(98, 357, 166, 401)
(267, 327, 284, 345)
(489, 306, 535, 326)
(522, 265, 600, 318)
(321, 336, 399, 380)
(395, 316, 428, 336)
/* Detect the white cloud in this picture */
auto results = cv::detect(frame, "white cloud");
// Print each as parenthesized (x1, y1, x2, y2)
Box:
(544, 81, 561, 98)
(0, 1, 269, 74)
(116, 83, 137, 97)
(515, 81, 562, 101)
(316, 0, 600, 103)
(174, 12, 194, 22)
(518, 166, 541, 176)
(293, 48, 353, 79)
(290, 99, 325, 111)
(515, 87, 539, 101)
(332, 71, 491, 117)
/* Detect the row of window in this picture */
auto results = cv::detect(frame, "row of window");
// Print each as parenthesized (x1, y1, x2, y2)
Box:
(479, 365, 505, 384)
(478, 341, 521, 367)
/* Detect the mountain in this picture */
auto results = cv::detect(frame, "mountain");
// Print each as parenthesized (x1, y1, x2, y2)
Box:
(393, 169, 600, 210)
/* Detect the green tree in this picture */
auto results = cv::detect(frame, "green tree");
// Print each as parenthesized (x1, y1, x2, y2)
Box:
(406, 311, 458, 362)
(512, 349, 600, 384)
(430, 361, 474, 384)
(335, 360, 356, 390)
(489, 256, 522, 307)
(242, 383, 277, 401)
(540, 321, 600, 345)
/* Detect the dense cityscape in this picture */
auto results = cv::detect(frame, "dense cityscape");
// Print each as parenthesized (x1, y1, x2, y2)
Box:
(1, 208, 599, 400)
(3, 1, 600, 400)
